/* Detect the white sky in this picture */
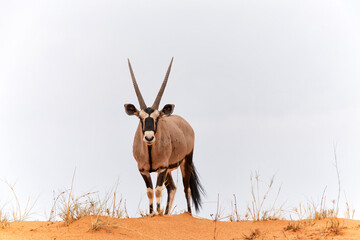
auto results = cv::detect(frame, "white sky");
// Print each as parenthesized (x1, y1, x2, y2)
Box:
(1, 0, 360, 220)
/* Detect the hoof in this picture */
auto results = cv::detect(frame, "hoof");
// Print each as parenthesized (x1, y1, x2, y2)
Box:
(147, 212, 157, 217)
(157, 209, 164, 216)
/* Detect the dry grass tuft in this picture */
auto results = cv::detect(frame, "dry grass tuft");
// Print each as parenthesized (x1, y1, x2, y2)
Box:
(0, 211, 10, 228)
(0, 181, 36, 227)
(54, 170, 127, 228)
(2, 181, 35, 222)
(344, 195, 355, 219)
(283, 222, 302, 232)
(322, 218, 344, 235)
(229, 194, 241, 222)
(57, 189, 127, 227)
(212, 194, 221, 240)
(90, 216, 118, 232)
(136, 198, 150, 217)
(89, 191, 128, 231)
(292, 188, 338, 221)
(137, 208, 147, 217)
(242, 229, 261, 240)
(245, 172, 283, 221)
(58, 191, 94, 225)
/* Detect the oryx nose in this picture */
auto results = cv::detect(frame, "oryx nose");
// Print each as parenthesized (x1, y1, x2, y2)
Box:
(145, 136, 154, 142)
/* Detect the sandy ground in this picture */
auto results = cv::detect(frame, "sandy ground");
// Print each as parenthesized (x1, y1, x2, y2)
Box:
(1, 213, 360, 240)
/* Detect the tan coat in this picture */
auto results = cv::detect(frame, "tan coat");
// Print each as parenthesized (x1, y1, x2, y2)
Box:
(133, 115, 194, 172)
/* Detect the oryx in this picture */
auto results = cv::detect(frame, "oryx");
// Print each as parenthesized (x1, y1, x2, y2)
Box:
(124, 58, 204, 215)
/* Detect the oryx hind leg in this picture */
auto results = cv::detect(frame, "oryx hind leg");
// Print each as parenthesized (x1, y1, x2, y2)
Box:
(140, 171, 154, 214)
(180, 157, 192, 213)
(164, 172, 176, 215)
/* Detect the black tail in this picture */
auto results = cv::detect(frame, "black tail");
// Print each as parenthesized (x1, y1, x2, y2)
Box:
(187, 152, 205, 212)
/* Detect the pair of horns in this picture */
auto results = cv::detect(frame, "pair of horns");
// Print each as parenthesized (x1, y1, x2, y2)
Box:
(128, 58, 173, 110)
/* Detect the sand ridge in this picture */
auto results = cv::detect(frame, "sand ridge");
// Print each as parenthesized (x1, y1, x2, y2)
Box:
(1, 213, 360, 240)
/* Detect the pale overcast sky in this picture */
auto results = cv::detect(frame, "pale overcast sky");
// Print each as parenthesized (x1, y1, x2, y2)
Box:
(1, 0, 360, 220)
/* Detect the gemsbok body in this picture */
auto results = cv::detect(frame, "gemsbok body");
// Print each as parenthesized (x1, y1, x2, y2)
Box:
(124, 58, 204, 215)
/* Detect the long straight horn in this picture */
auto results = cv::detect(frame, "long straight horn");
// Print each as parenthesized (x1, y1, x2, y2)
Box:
(128, 59, 147, 109)
(152, 57, 174, 109)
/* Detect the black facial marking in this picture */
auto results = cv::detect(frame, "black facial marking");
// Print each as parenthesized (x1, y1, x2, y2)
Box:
(144, 117, 155, 132)
(140, 119, 144, 131)
(144, 108, 155, 114)
(139, 108, 159, 143)
(141, 108, 158, 133)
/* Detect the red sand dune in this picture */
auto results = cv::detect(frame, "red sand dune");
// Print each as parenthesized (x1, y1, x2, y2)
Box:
(1, 213, 360, 239)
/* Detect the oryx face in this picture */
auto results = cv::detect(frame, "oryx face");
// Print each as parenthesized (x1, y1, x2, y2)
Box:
(140, 108, 160, 145)
(125, 104, 175, 145)
(124, 58, 175, 145)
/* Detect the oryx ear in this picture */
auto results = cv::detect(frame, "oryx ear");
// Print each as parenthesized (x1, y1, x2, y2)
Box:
(161, 104, 175, 116)
(124, 104, 139, 116)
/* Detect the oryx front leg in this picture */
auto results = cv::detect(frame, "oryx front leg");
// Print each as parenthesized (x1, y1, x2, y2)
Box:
(140, 171, 154, 214)
(155, 168, 167, 214)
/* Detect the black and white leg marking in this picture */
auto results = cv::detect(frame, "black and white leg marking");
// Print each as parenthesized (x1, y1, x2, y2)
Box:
(164, 172, 176, 215)
(141, 171, 154, 214)
(155, 168, 167, 213)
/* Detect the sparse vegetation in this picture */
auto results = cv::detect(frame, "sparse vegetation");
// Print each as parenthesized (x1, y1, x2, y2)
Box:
(284, 222, 302, 232)
(293, 189, 337, 221)
(242, 229, 261, 240)
(289, 148, 355, 222)
(322, 218, 344, 235)
(52, 170, 127, 229)
(137, 207, 147, 217)
(328, 218, 343, 235)
(245, 172, 283, 221)
(89, 191, 128, 231)
(0, 211, 10, 228)
(57, 188, 127, 227)
(344, 195, 356, 219)
(212, 194, 220, 240)
(0, 155, 357, 240)
(1, 181, 36, 222)
(229, 194, 241, 222)
(90, 217, 118, 231)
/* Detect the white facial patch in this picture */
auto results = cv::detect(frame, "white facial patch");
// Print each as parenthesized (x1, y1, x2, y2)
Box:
(139, 110, 148, 119)
(144, 131, 155, 139)
(143, 131, 155, 143)
(150, 110, 160, 119)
